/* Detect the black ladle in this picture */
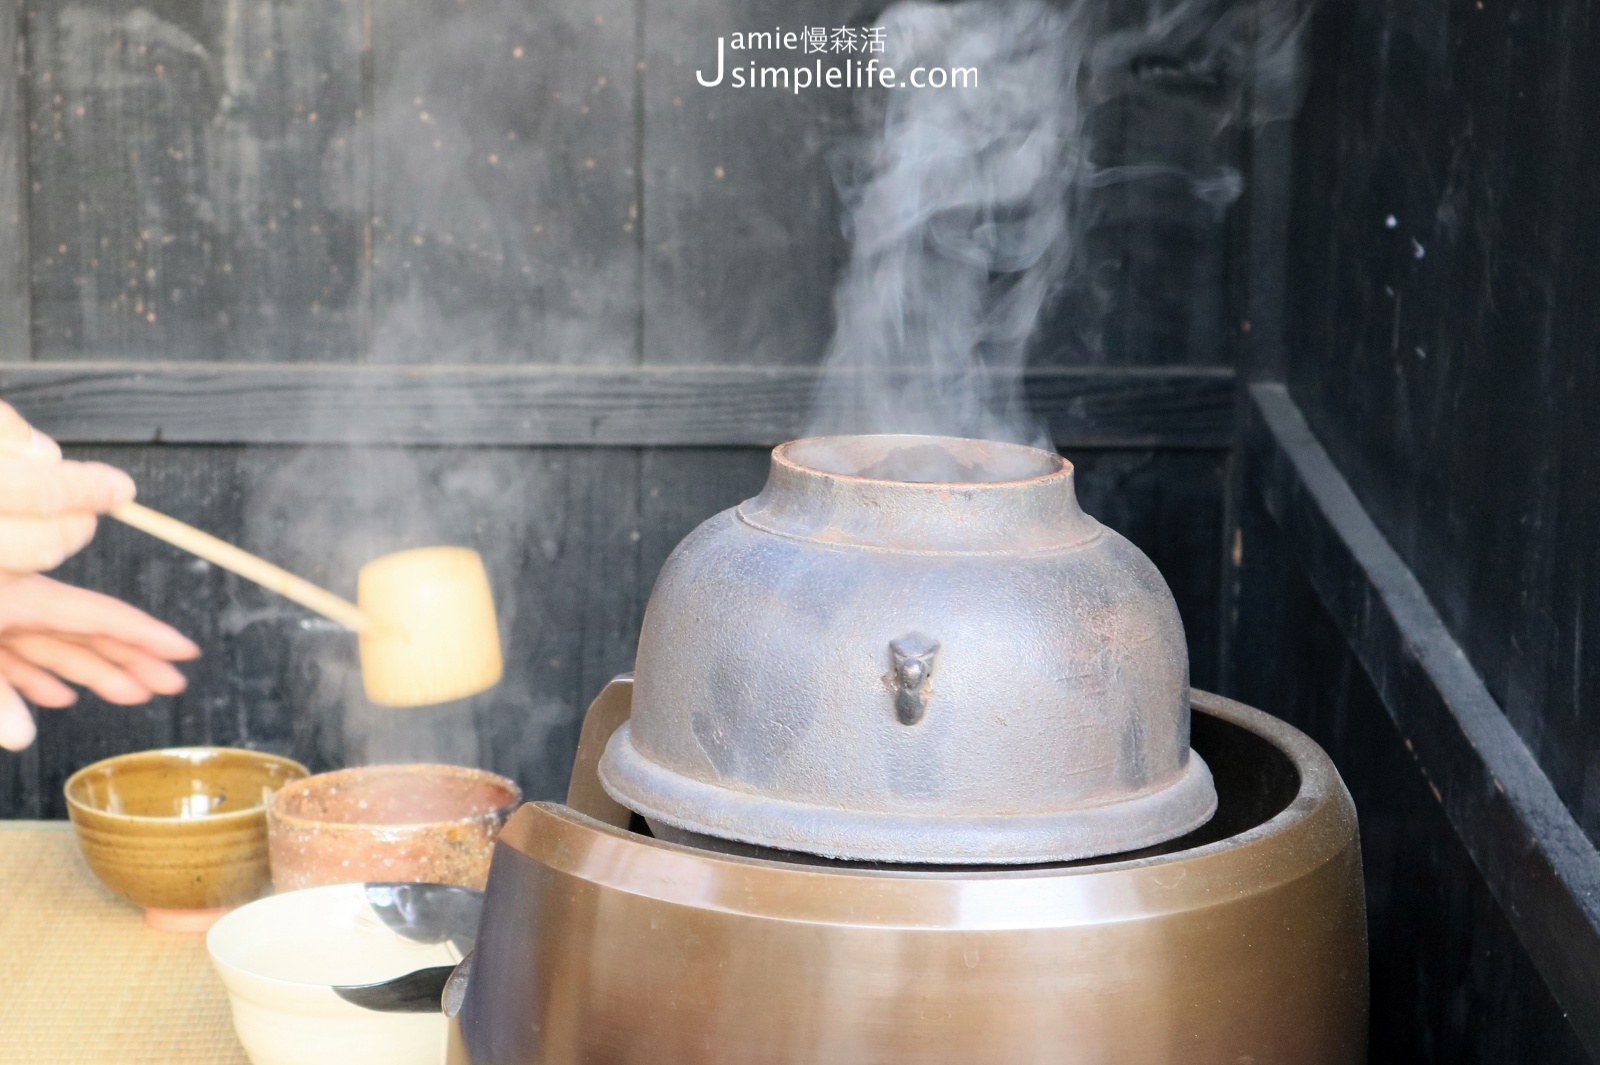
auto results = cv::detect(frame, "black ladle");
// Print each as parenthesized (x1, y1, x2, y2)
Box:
(331, 883, 483, 1014)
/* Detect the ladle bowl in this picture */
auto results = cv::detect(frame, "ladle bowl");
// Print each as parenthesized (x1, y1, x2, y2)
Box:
(357, 547, 503, 708)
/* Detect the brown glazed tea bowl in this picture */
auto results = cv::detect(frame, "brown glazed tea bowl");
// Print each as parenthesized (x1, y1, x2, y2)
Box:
(268, 764, 520, 892)
(64, 747, 310, 932)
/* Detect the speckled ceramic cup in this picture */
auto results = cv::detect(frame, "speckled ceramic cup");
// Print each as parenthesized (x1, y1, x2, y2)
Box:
(267, 764, 521, 892)
(64, 747, 310, 932)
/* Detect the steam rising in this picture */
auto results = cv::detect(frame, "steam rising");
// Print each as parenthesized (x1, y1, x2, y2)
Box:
(809, 0, 1310, 445)
(234, 0, 1310, 777)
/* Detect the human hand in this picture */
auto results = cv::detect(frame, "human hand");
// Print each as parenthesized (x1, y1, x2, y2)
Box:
(0, 575, 202, 751)
(0, 399, 199, 750)
(0, 400, 136, 577)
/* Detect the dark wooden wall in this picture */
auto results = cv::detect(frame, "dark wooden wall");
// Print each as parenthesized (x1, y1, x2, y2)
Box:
(1231, 534, 1589, 1064)
(1221, 0, 1600, 1058)
(0, 0, 1240, 818)
(1233, 390, 1599, 1063)
(1284, 0, 1600, 844)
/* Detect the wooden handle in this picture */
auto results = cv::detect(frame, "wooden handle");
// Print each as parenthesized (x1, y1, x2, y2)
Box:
(110, 501, 372, 632)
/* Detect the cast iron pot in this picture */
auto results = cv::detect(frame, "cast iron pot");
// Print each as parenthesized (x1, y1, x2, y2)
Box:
(600, 434, 1216, 864)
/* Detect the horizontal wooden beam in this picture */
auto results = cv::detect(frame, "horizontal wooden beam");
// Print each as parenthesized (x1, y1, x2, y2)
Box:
(0, 362, 1235, 448)
(1247, 383, 1600, 1058)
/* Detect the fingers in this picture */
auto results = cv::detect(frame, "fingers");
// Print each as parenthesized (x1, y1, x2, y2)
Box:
(1, 631, 154, 705)
(0, 628, 193, 748)
(0, 403, 133, 577)
(73, 634, 189, 696)
(0, 576, 201, 660)
(0, 514, 98, 576)
(0, 447, 133, 574)
(0, 678, 36, 751)
(0, 644, 78, 707)
(0, 634, 190, 705)
(0, 456, 136, 518)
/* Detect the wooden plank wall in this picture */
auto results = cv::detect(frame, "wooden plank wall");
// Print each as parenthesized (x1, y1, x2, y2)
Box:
(23, 0, 367, 360)
(1215, 0, 1600, 1057)
(1282, 0, 1600, 855)
(1235, 388, 1599, 1062)
(0, 0, 25, 358)
(0, 0, 1243, 818)
(1230, 516, 1592, 1063)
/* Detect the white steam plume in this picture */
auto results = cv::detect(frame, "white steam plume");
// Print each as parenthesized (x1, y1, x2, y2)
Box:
(808, 0, 1311, 446)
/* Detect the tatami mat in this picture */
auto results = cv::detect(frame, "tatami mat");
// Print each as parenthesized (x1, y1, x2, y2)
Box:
(0, 822, 250, 1064)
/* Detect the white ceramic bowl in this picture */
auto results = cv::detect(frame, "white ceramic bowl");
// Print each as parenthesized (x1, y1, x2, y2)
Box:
(207, 883, 462, 1065)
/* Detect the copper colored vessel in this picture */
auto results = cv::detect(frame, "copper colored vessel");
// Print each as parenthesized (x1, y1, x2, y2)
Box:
(445, 678, 1367, 1065)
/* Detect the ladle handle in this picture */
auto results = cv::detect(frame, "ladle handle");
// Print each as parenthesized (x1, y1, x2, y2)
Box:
(110, 501, 372, 632)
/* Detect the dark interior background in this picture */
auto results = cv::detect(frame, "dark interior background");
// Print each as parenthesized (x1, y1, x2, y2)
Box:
(1282, 0, 1600, 848)
(0, 0, 1238, 814)
(1228, 0, 1600, 1059)
(1, 0, 1597, 1060)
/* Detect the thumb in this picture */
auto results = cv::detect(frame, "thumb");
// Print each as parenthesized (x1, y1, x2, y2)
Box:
(0, 677, 36, 751)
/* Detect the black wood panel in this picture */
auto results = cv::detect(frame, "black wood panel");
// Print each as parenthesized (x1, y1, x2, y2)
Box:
(1231, 546, 1588, 1064)
(640, 0, 860, 367)
(11, 0, 1270, 373)
(1240, 385, 1600, 1059)
(369, 0, 639, 366)
(1067, 447, 1226, 691)
(0, 442, 1226, 818)
(0, 0, 26, 360)
(0, 362, 1238, 447)
(1284, 0, 1600, 848)
(638, 446, 770, 589)
(1232, 117, 1294, 384)
(1032, 64, 1239, 369)
(24, 0, 367, 361)
(640, 0, 1261, 371)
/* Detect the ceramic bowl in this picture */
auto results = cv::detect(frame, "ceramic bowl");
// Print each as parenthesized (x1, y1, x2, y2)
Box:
(64, 747, 309, 931)
(268, 764, 520, 892)
(208, 882, 466, 1065)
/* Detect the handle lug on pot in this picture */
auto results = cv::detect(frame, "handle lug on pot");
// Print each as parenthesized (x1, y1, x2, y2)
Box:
(888, 633, 939, 725)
